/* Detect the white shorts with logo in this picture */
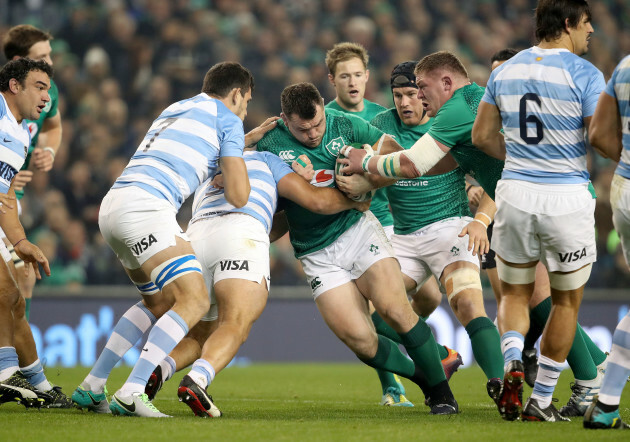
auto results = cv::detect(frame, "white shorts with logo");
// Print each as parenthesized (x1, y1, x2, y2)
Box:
(98, 187, 189, 269)
(300, 211, 396, 299)
(187, 213, 270, 321)
(611, 174, 630, 267)
(390, 217, 479, 291)
(493, 179, 596, 272)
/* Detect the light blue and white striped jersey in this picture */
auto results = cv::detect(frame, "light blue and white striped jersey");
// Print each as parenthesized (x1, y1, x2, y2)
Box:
(604, 55, 630, 180)
(0, 94, 30, 193)
(112, 93, 245, 210)
(483, 46, 605, 184)
(190, 151, 293, 234)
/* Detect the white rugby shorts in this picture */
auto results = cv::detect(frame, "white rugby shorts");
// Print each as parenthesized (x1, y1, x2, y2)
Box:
(98, 187, 189, 269)
(493, 179, 596, 272)
(300, 211, 396, 299)
(187, 213, 270, 322)
(390, 216, 479, 290)
(611, 174, 630, 267)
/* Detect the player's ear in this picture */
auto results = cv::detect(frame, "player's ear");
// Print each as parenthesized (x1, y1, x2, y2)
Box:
(280, 112, 289, 126)
(442, 75, 452, 92)
(365, 69, 370, 82)
(564, 17, 571, 33)
(231, 87, 242, 105)
(8, 78, 20, 94)
(327, 73, 335, 86)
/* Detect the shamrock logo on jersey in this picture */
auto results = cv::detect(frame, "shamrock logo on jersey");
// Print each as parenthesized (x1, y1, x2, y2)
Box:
(324, 137, 345, 157)
(369, 244, 379, 255)
(450, 246, 460, 256)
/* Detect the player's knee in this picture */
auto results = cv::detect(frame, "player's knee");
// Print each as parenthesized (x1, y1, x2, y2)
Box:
(448, 291, 484, 324)
(341, 330, 376, 358)
(377, 303, 413, 330)
(444, 267, 482, 304)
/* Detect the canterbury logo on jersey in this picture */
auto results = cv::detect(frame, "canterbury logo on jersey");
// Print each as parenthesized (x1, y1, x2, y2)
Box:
(558, 247, 586, 263)
(311, 169, 334, 187)
(131, 234, 157, 256)
(324, 137, 345, 157)
(278, 150, 296, 161)
(219, 260, 250, 271)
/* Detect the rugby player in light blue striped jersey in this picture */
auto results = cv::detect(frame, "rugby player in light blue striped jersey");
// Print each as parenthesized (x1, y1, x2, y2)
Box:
(74, 62, 254, 418)
(144, 150, 368, 417)
(584, 54, 630, 430)
(473, 0, 612, 422)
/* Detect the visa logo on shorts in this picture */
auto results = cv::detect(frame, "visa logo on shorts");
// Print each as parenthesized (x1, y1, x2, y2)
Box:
(130, 234, 157, 256)
(558, 247, 586, 263)
(219, 260, 250, 271)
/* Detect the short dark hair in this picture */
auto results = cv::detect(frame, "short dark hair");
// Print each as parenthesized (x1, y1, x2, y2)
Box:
(280, 83, 323, 120)
(3, 24, 53, 59)
(491, 48, 519, 65)
(201, 62, 254, 98)
(415, 51, 468, 79)
(535, 0, 591, 42)
(0, 58, 53, 92)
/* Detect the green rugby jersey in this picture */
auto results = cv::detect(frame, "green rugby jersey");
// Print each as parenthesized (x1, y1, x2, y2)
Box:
(427, 83, 504, 200)
(371, 109, 471, 235)
(326, 98, 393, 227)
(18, 79, 59, 199)
(257, 109, 385, 257)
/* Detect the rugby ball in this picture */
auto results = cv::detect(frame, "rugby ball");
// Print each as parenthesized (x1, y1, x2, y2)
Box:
(335, 143, 375, 202)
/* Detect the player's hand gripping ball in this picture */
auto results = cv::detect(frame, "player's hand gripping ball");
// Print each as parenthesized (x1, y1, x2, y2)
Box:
(335, 143, 375, 202)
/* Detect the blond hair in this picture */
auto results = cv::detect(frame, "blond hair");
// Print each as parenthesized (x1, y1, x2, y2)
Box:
(325, 42, 369, 77)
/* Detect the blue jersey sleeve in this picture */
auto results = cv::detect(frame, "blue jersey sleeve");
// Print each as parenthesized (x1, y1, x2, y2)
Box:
(218, 111, 245, 158)
(262, 151, 293, 183)
(604, 64, 619, 98)
(573, 60, 605, 118)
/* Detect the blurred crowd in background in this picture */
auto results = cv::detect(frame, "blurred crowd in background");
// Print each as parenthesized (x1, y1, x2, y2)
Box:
(1, 0, 629, 290)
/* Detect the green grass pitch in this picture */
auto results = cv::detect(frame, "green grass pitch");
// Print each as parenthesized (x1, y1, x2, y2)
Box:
(0, 363, 627, 441)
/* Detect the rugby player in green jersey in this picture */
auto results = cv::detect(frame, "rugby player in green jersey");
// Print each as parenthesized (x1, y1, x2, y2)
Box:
(341, 50, 608, 419)
(257, 82, 458, 414)
(325, 42, 448, 407)
(3, 25, 62, 321)
(354, 61, 505, 408)
(0, 25, 72, 409)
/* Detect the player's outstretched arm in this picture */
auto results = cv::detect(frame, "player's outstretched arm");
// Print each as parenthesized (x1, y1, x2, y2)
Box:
(278, 172, 369, 214)
(588, 92, 622, 162)
(339, 133, 448, 179)
(245, 116, 279, 149)
(0, 183, 50, 278)
(220, 156, 251, 208)
(471, 101, 506, 160)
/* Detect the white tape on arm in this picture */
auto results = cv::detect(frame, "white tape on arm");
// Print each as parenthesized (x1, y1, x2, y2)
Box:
(374, 133, 446, 178)
(404, 134, 447, 175)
